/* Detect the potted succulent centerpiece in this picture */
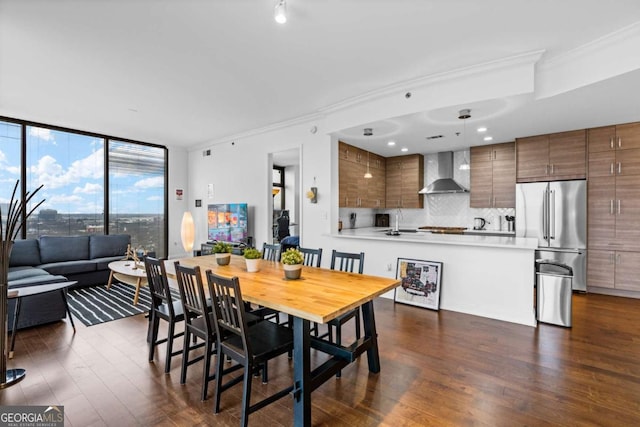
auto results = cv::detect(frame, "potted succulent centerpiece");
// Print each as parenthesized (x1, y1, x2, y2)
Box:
(242, 247, 262, 272)
(281, 248, 304, 280)
(212, 241, 232, 265)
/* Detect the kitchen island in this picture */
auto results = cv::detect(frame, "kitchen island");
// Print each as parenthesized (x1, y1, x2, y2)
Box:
(333, 227, 538, 327)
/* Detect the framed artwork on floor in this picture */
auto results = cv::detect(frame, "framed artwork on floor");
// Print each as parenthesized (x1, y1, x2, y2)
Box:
(394, 258, 443, 310)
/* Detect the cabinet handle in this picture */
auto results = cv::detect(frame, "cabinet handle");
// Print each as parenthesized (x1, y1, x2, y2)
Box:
(617, 200, 621, 215)
(550, 164, 555, 174)
(616, 253, 621, 264)
(493, 196, 496, 207)
(610, 163, 614, 175)
(545, 164, 549, 175)
(493, 150, 496, 160)
(610, 137, 614, 149)
(610, 200, 614, 215)
(618, 162, 622, 174)
(618, 137, 622, 148)
(609, 253, 615, 263)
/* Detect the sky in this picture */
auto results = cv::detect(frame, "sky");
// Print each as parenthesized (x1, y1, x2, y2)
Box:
(0, 122, 165, 215)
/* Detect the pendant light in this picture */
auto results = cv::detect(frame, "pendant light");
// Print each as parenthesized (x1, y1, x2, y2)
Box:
(274, 0, 287, 24)
(364, 128, 373, 179)
(459, 109, 471, 170)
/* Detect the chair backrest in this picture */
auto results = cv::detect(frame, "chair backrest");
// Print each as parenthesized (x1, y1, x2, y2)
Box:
(299, 247, 323, 267)
(206, 271, 252, 357)
(330, 250, 365, 274)
(144, 256, 175, 314)
(174, 262, 213, 332)
(262, 243, 281, 262)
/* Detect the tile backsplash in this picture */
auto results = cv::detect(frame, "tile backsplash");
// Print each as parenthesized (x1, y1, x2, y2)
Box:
(339, 150, 515, 231)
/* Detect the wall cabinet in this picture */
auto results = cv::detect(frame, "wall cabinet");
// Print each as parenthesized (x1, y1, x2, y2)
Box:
(470, 142, 515, 208)
(587, 121, 640, 291)
(338, 141, 386, 208)
(385, 154, 424, 209)
(516, 130, 586, 182)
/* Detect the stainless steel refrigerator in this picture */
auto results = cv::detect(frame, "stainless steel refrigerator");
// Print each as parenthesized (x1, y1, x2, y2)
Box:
(515, 180, 587, 292)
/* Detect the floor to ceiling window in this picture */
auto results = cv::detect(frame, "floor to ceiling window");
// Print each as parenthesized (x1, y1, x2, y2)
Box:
(0, 117, 168, 257)
(26, 125, 104, 238)
(108, 140, 166, 256)
(0, 121, 22, 226)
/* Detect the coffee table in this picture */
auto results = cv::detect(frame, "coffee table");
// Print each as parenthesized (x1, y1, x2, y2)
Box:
(106, 260, 148, 305)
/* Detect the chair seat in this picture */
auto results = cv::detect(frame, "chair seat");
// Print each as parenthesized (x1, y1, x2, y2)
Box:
(190, 311, 262, 337)
(223, 321, 292, 362)
(155, 300, 185, 320)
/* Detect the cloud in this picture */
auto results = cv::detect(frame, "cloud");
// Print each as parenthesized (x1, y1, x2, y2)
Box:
(134, 176, 164, 189)
(30, 148, 104, 189)
(73, 182, 103, 194)
(47, 194, 83, 205)
(147, 195, 163, 201)
(29, 127, 55, 142)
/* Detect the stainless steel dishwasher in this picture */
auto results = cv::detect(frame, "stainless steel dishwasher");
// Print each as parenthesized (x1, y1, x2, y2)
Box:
(536, 260, 573, 327)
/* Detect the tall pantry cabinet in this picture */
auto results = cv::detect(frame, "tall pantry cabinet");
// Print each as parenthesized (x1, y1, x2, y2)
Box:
(587, 122, 640, 293)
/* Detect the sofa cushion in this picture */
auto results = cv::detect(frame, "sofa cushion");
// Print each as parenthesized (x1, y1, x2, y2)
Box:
(89, 234, 130, 259)
(9, 239, 41, 267)
(8, 274, 68, 289)
(38, 260, 97, 276)
(8, 267, 51, 282)
(39, 235, 90, 264)
(91, 255, 125, 271)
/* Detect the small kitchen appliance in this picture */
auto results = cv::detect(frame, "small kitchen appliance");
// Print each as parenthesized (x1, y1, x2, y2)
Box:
(375, 213, 390, 227)
(473, 217, 486, 230)
(505, 215, 515, 232)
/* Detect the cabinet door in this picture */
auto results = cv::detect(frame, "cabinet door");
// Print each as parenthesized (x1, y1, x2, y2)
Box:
(614, 175, 640, 251)
(516, 135, 549, 182)
(470, 145, 493, 208)
(385, 157, 402, 208)
(615, 251, 640, 291)
(587, 177, 616, 250)
(616, 148, 640, 177)
(492, 142, 516, 208)
(588, 151, 616, 178)
(339, 159, 360, 207)
(616, 122, 640, 150)
(587, 250, 615, 289)
(588, 126, 616, 153)
(549, 129, 586, 180)
(400, 155, 424, 208)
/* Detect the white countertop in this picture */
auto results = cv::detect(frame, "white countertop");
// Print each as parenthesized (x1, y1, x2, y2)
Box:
(334, 227, 537, 250)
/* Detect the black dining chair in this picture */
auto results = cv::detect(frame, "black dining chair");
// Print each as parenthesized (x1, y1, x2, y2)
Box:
(325, 249, 365, 377)
(298, 246, 323, 267)
(261, 242, 281, 262)
(173, 262, 215, 400)
(145, 256, 185, 374)
(206, 271, 294, 427)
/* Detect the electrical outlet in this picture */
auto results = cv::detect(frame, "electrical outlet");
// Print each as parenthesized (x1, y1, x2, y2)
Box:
(387, 263, 393, 271)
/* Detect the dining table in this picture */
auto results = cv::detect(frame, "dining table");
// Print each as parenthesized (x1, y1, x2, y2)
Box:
(174, 254, 400, 427)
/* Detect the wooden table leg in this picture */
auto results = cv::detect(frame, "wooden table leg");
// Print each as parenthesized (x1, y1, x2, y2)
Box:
(133, 278, 142, 305)
(361, 300, 381, 373)
(106, 270, 114, 290)
(292, 317, 311, 426)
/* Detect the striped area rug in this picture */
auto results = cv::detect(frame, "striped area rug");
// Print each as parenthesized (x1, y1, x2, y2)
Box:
(67, 283, 177, 327)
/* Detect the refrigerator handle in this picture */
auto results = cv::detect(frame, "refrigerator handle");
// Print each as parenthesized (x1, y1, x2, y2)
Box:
(542, 188, 548, 241)
(550, 189, 555, 240)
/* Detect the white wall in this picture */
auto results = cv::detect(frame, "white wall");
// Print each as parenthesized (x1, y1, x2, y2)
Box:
(167, 145, 190, 259)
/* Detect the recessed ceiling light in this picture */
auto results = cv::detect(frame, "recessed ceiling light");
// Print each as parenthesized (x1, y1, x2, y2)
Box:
(483, 136, 493, 141)
(477, 127, 487, 133)
(387, 141, 396, 146)
(401, 147, 409, 152)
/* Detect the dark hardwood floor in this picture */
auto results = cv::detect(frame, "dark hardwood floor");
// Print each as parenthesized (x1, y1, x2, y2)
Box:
(1, 293, 639, 426)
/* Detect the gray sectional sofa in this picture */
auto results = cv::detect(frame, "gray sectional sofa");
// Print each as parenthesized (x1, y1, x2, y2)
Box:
(8, 234, 131, 329)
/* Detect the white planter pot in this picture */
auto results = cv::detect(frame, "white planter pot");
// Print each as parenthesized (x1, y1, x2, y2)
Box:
(245, 258, 261, 272)
(215, 253, 231, 266)
(283, 263, 302, 280)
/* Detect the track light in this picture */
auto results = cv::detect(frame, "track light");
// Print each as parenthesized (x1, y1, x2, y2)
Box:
(274, 0, 287, 24)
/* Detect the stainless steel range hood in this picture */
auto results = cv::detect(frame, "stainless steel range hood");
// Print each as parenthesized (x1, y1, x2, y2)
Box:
(418, 151, 468, 194)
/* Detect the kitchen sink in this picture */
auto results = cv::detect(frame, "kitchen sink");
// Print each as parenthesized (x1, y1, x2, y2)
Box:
(377, 228, 419, 233)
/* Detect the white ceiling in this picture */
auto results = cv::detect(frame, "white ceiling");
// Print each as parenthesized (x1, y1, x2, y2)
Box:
(2, 0, 640, 152)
